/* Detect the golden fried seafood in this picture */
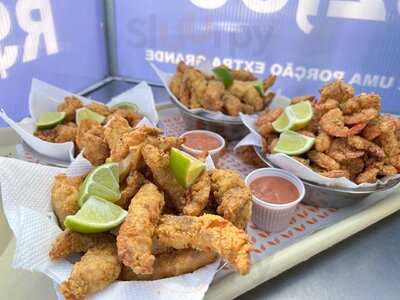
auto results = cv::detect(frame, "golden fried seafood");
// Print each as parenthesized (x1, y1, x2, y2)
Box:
(315, 131, 331, 152)
(104, 115, 131, 153)
(54, 123, 77, 143)
(170, 61, 276, 116)
(318, 169, 350, 179)
(51, 174, 83, 227)
(117, 183, 164, 274)
(236, 146, 265, 167)
(210, 169, 252, 228)
(347, 136, 385, 159)
(327, 138, 364, 162)
(117, 170, 147, 209)
(155, 214, 251, 275)
(320, 80, 354, 102)
(57, 96, 83, 122)
(183, 171, 211, 216)
(49, 230, 115, 261)
(291, 95, 315, 105)
(76, 119, 109, 165)
(141, 143, 186, 211)
(320, 108, 366, 138)
(308, 151, 340, 171)
(85, 101, 112, 116)
(108, 108, 143, 127)
(120, 249, 217, 281)
(60, 242, 121, 300)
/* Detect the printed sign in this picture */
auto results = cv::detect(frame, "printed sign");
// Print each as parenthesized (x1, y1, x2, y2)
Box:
(0, 0, 107, 126)
(115, 0, 400, 113)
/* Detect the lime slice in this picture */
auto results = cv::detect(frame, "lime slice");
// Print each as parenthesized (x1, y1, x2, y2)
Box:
(64, 196, 127, 233)
(213, 66, 234, 88)
(250, 80, 265, 96)
(111, 102, 138, 113)
(36, 112, 65, 129)
(272, 111, 292, 132)
(76, 107, 106, 125)
(79, 163, 120, 206)
(286, 101, 313, 130)
(169, 147, 205, 188)
(273, 131, 315, 156)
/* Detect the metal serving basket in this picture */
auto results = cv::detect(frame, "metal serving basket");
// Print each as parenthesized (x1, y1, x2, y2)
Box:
(254, 146, 400, 209)
(170, 97, 249, 141)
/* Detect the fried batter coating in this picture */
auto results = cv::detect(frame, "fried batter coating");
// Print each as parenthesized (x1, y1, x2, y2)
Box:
(117, 170, 147, 209)
(320, 80, 354, 103)
(355, 166, 380, 184)
(34, 127, 58, 142)
(51, 174, 83, 227)
(291, 95, 315, 105)
(223, 93, 242, 116)
(85, 101, 112, 117)
(343, 108, 378, 125)
(308, 150, 340, 171)
(319, 169, 350, 179)
(49, 230, 115, 261)
(141, 144, 186, 211)
(183, 171, 211, 216)
(54, 123, 77, 143)
(347, 136, 385, 159)
(155, 214, 251, 275)
(340, 93, 381, 115)
(106, 108, 142, 127)
(120, 249, 217, 281)
(236, 146, 265, 167)
(57, 96, 83, 122)
(231, 69, 257, 81)
(104, 115, 131, 151)
(76, 119, 109, 166)
(202, 80, 225, 111)
(320, 108, 366, 138)
(210, 169, 252, 228)
(315, 131, 331, 152)
(327, 138, 364, 162)
(263, 75, 277, 91)
(170, 73, 184, 100)
(117, 183, 164, 274)
(60, 242, 121, 300)
(256, 107, 284, 127)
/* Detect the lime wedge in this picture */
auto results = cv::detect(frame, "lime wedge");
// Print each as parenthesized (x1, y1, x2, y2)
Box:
(273, 131, 315, 156)
(213, 66, 234, 88)
(169, 147, 205, 188)
(111, 102, 138, 113)
(64, 196, 127, 233)
(79, 163, 120, 206)
(272, 111, 292, 132)
(76, 107, 106, 126)
(36, 112, 65, 129)
(250, 80, 265, 96)
(286, 101, 313, 130)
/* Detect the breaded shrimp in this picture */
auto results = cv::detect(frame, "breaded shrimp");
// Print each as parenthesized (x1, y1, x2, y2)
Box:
(183, 171, 211, 216)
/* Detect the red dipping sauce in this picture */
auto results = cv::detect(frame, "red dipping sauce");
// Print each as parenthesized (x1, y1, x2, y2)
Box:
(249, 176, 299, 204)
(183, 132, 222, 151)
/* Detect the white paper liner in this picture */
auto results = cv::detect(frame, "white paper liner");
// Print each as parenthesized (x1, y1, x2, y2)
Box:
(151, 62, 277, 122)
(0, 79, 159, 163)
(235, 111, 400, 189)
(0, 156, 220, 300)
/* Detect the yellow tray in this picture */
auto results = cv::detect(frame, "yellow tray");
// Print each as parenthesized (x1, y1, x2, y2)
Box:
(1, 105, 400, 300)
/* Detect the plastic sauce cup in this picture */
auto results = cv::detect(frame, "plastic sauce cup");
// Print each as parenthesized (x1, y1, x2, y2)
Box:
(180, 130, 226, 160)
(245, 168, 305, 233)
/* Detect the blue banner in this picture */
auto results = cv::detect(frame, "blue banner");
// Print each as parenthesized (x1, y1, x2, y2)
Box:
(115, 0, 400, 113)
(0, 0, 108, 126)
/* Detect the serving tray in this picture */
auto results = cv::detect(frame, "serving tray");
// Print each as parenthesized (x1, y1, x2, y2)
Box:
(1, 104, 400, 300)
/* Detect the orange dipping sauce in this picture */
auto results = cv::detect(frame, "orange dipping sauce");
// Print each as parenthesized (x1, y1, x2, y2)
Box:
(249, 176, 299, 204)
(183, 132, 222, 151)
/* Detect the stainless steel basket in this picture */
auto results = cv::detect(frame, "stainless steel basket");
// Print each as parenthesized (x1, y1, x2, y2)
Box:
(170, 97, 249, 141)
(254, 146, 400, 208)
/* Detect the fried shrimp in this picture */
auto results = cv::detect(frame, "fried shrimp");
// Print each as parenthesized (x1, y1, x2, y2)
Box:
(315, 131, 331, 152)
(347, 136, 386, 159)
(320, 108, 366, 137)
(320, 80, 354, 102)
(308, 150, 340, 171)
(343, 108, 378, 125)
(318, 169, 350, 179)
(155, 214, 251, 275)
(327, 138, 364, 162)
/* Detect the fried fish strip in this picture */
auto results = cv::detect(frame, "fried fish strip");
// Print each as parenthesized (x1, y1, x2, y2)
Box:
(51, 174, 83, 228)
(155, 214, 251, 275)
(117, 170, 147, 209)
(183, 171, 211, 216)
(60, 242, 121, 300)
(120, 249, 217, 281)
(210, 169, 252, 228)
(49, 230, 115, 261)
(142, 144, 186, 211)
(104, 115, 131, 153)
(117, 183, 164, 274)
